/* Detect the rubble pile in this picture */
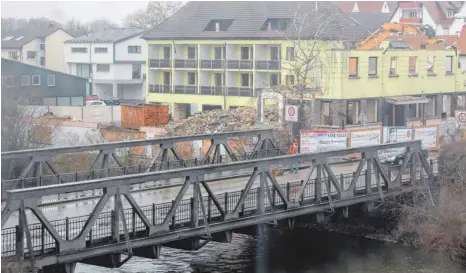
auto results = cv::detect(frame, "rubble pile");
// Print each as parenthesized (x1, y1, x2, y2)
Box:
(165, 106, 280, 136)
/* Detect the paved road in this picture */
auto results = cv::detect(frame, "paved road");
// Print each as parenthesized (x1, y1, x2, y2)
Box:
(2, 154, 438, 229)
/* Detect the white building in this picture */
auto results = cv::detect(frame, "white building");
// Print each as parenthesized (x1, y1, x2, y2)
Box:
(64, 28, 147, 101)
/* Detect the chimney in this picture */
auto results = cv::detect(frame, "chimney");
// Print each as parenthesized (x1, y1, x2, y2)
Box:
(215, 22, 220, 32)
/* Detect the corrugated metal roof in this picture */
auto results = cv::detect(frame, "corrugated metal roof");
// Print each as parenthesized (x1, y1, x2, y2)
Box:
(65, 28, 145, 44)
(1, 27, 63, 48)
(143, 1, 369, 41)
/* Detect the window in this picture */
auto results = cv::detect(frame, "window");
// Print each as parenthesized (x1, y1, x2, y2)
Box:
(260, 18, 289, 31)
(214, 73, 222, 86)
(32, 75, 40, 86)
(21, 75, 30, 86)
(349, 57, 358, 77)
(40, 57, 45, 67)
(3, 36, 13, 41)
(40, 43, 45, 50)
(15, 36, 23, 41)
(96, 64, 110, 72)
(40, 37, 46, 43)
(286, 47, 295, 61)
(204, 19, 234, 31)
(6, 76, 14, 87)
(286, 75, 295, 86)
(368, 57, 377, 76)
(27, 51, 36, 59)
(446, 56, 453, 74)
(241, 74, 250, 87)
(8, 51, 17, 60)
(427, 56, 435, 74)
(187, 47, 196, 59)
(132, 64, 141, 79)
(76, 64, 91, 78)
(47, 75, 55, 87)
(188, 72, 196, 85)
(71, 47, 87, 53)
(163, 47, 171, 59)
(241, 47, 250, 60)
(214, 47, 223, 60)
(163, 72, 171, 85)
(270, 74, 279, 86)
(447, 9, 454, 18)
(390, 57, 397, 75)
(409, 56, 417, 75)
(128, 45, 141, 54)
(270, 47, 279, 60)
(94, 47, 108, 53)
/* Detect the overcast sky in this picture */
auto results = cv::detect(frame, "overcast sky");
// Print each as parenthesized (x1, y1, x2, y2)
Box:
(1, 1, 149, 25)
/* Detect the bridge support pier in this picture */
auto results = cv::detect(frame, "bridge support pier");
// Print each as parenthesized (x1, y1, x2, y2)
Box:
(210, 231, 233, 243)
(133, 245, 161, 259)
(315, 212, 325, 223)
(81, 253, 121, 268)
(363, 202, 375, 213)
(42, 262, 76, 273)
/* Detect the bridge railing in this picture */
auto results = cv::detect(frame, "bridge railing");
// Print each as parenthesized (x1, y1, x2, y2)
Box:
(1, 141, 436, 270)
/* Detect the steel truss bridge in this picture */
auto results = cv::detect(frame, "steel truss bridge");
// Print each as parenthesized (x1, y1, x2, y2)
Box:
(0, 140, 437, 273)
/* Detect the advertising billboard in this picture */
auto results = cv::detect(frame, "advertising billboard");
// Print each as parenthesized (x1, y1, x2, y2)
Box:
(300, 129, 348, 153)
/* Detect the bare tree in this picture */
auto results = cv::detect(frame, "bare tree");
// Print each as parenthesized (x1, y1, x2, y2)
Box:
(124, 1, 182, 29)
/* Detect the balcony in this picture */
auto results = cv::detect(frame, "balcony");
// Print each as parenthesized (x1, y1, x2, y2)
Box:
(255, 60, 281, 70)
(200, 86, 224, 95)
(149, 59, 171, 68)
(174, 59, 198, 69)
(200, 60, 225, 69)
(149, 84, 171, 93)
(226, 87, 253, 97)
(226, 60, 253, 70)
(400, 18, 422, 24)
(174, 85, 198, 94)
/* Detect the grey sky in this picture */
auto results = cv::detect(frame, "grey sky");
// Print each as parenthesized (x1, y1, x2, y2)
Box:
(1, 1, 149, 25)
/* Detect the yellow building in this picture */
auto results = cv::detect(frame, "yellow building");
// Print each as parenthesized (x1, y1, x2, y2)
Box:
(143, 1, 466, 126)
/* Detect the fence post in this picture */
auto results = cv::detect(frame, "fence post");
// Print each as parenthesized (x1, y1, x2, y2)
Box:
(65, 217, 70, 241)
(241, 189, 245, 215)
(171, 200, 176, 230)
(15, 225, 24, 257)
(41, 224, 45, 254)
(286, 182, 291, 202)
(207, 196, 212, 221)
(152, 203, 156, 225)
(132, 209, 136, 236)
(224, 192, 229, 214)
(75, 171, 79, 182)
(340, 174, 344, 191)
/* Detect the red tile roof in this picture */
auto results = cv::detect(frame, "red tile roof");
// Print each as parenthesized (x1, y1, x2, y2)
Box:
(386, 34, 458, 49)
(458, 25, 466, 55)
(421, 1, 463, 27)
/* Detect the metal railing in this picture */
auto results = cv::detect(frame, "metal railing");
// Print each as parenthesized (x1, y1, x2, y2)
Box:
(173, 85, 198, 94)
(200, 60, 225, 69)
(226, 87, 253, 97)
(255, 60, 281, 70)
(174, 59, 198, 69)
(149, 59, 171, 68)
(227, 60, 253, 70)
(200, 86, 224, 95)
(148, 84, 171, 93)
(1, 159, 439, 257)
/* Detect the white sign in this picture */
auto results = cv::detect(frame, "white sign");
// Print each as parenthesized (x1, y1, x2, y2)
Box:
(300, 130, 348, 153)
(349, 128, 382, 148)
(285, 105, 298, 122)
(455, 110, 466, 129)
(414, 126, 438, 150)
(379, 127, 414, 160)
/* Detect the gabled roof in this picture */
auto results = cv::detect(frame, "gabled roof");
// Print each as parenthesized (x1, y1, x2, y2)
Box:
(334, 1, 397, 14)
(142, 1, 369, 41)
(1, 27, 63, 49)
(1, 58, 88, 80)
(458, 25, 466, 55)
(65, 28, 145, 44)
(421, 1, 463, 28)
(347, 12, 392, 33)
(386, 34, 458, 49)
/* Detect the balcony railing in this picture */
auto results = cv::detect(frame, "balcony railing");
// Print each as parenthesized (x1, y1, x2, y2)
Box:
(226, 87, 253, 97)
(149, 84, 171, 93)
(200, 86, 224, 95)
(255, 60, 281, 70)
(174, 59, 198, 69)
(200, 60, 225, 69)
(227, 60, 253, 70)
(149, 59, 171, 68)
(174, 85, 198, 94)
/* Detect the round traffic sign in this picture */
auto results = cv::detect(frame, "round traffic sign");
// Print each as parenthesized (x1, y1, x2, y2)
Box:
(287, 106, 296, 117)
(458, 112, 466, 124)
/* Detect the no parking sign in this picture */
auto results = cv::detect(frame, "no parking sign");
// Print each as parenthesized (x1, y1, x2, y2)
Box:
(285, 105, 298, 122)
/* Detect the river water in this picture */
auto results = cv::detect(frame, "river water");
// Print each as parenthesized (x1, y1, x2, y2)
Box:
(73, 227, 465, 273)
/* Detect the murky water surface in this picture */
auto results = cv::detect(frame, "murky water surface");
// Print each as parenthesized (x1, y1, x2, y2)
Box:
(73, 228, 465, 273)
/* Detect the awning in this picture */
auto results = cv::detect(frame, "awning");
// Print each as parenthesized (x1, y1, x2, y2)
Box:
(385, 96, 431, 105)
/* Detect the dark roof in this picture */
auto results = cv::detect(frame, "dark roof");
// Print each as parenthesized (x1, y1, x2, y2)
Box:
(347, 12, 392, 33)
(1, 58, 87, 80)
(142, 1, 369, 41)
(1, 27, 62, 49)
(65, 28, 145, 44)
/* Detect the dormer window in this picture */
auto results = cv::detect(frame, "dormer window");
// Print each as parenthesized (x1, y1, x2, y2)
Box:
(15, 36, 24, 41)
(204, 19, 234, 32)
(447, 9, 454, 18)
(260, 18, 289, 31)
(3, 36, 13, 41)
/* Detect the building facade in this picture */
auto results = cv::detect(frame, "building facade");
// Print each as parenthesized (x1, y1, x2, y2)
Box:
(1, 27, 73, 73)
(1, 58, 88, 106)
(64, 28, 147, 102)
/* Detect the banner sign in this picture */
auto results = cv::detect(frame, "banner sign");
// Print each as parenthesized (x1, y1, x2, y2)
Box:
(300, 129, 347, 153)
(379, 127, 414, 160)
(414, 125, 438, 150)
(348, 128, 382, 148)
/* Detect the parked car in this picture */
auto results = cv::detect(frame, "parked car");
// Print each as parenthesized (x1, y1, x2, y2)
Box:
(86, 100, 106, 106)
(103, 96, 120, 105)
(385, 149, 429, 165)
(85, 95, 100, 102)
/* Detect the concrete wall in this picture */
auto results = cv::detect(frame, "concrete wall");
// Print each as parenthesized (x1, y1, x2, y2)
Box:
(114, 34, 147, 62)
(22, 38, 40, 67)
(64, 43, 114, 64)
(117, 83, 144, 100)
(19, 105, 122, 123)
(46, 29, 74, 72)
